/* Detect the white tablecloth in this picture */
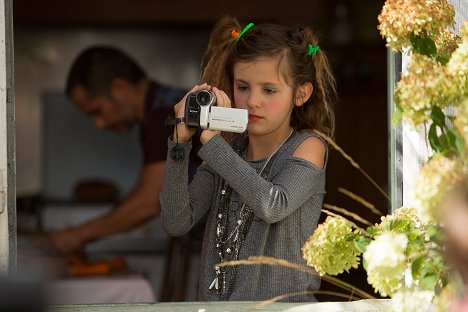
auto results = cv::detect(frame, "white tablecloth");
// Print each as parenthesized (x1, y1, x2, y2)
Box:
(45, 275, 155, 305)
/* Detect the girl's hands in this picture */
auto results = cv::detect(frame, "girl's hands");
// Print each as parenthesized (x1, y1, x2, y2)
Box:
(173, 83, 233, 145)
(200, 87, 232, 144)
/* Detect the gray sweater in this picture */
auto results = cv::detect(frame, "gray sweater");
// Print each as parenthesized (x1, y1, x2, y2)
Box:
(160, 131, 327, 302)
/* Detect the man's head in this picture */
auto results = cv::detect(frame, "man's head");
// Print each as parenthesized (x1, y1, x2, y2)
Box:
(66, 46, 148, 133)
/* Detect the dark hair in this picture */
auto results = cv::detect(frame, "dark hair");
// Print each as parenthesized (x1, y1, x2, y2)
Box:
(201, 16, 336, 138)
(65, 46, 147, 98)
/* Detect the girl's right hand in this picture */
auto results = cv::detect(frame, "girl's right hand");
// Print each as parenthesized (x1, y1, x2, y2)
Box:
(173, 83, 210, 143)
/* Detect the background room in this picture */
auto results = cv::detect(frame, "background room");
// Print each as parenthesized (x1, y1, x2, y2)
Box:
(12, 0, 388, 304)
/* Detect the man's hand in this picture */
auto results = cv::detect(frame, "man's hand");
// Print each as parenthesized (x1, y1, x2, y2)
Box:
(48, 228, 85, 255)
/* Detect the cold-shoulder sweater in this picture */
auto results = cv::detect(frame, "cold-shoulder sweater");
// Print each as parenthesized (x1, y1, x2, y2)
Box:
(160, 131, 327, 302)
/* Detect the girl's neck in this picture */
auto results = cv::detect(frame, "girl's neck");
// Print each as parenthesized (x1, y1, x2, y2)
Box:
(245, 127, 294, 161)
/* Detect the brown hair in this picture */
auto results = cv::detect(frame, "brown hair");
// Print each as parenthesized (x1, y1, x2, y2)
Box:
(201, 16, 336, 138)
(66, 46, 147, 98)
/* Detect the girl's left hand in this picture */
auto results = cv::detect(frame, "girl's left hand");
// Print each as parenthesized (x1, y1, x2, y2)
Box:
(200, 87, 232, 144)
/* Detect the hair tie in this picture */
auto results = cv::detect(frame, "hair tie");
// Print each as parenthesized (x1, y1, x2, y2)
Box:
(231, 29, 240, 39)
(235, 22, 254, 43)
(307, 44, 320, 56)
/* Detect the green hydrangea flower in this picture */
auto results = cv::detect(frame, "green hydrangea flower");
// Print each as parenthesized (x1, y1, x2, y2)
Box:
(379, 206, 422, 231)
(394, 54, 459, 126)
(302, 216, 361, 276)
(434, 29, 461, 59)
(447, 23, 468, 98)
(413, 155, 466, 223)
(378, 0, 455, 51)
(454, 98, 468, 144)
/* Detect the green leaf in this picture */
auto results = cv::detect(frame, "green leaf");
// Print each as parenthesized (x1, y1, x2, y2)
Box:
(409, 33, 437, 56)
(428, 123, 443, 152)
(392, 106, 403, 127)
(420, 274, 438, 291)
(430, 106, 446, 128)
(407, 229, 422, 241)
(355, 236, 372, 253)
(447, 129, 457, 146)
(436, 55, 450, 65)
(362, 258, 368, 271)
(407, 239, 425, 254)
(439, 134, 449, 150)
(451, 127, 466, 153)
(389, 219, 409, 231)
(366, 226, 379, 236)
(345, 232, 359, 241)
(456, 134, 466, 153)
(427, 225, 445, 242)
(411, 256, 425, 280)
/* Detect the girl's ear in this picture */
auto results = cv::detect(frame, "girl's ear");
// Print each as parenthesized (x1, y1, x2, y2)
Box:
(294, 82, 313, 107)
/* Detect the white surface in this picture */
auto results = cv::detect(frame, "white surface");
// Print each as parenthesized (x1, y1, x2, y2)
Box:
(402, 122, 431, 207)
(45, 275, 156, 305)
(284, 299, 392, 312)
(44, 299, 394, 311)
(0, 0, 9, 274)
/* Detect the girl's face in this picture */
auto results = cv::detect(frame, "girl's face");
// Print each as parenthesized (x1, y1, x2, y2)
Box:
(233, 56, 296, 138)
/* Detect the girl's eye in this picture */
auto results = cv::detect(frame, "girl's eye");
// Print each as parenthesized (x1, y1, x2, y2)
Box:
(237, 85, 248, 91)
(264, 88, 276, 94)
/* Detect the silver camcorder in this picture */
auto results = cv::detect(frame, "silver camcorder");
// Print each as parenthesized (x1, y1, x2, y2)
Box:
(184, 90, 248, 133)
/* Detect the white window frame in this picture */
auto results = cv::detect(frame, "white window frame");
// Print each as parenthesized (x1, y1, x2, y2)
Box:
(0, 0, 15, 276)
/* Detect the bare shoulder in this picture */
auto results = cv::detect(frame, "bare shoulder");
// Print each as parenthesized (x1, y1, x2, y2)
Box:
(292, 135, 326, 169)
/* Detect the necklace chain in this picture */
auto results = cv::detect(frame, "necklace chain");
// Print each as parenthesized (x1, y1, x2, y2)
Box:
(258, 128, 295, 175)
(210, 128, 295, 300)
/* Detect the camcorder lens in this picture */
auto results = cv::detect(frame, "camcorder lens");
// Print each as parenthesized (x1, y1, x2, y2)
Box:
(196, 90, 212, 106)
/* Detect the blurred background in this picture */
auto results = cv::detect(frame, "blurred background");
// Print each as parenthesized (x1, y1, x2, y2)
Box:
(12, 0, 388, 304)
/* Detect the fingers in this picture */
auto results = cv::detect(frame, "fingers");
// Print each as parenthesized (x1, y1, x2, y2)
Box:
(174, 83, 211, 117)
(172, 84, 232, 144)
(212, 87, 232, 108)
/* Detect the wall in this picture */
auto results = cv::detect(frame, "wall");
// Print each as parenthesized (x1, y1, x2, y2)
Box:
(14, 26, 210, 196)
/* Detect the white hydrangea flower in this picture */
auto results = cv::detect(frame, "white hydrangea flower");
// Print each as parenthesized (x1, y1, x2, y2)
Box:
(392, 290, 435, 312)
(363, 232, 408, 297)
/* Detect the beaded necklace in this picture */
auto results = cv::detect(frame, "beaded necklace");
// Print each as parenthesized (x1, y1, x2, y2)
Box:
(209, 128, 295, 300)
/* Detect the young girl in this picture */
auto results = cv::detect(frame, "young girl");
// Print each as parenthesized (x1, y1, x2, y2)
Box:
(160, 16, 336, 302)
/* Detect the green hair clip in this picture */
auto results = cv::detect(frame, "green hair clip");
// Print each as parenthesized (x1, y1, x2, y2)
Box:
(307, 44, 320, 56)
(235, 22, 255, 43)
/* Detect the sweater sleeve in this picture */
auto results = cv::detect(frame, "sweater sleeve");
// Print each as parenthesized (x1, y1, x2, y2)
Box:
(160, 138, 215, 236)
(198, 135, 326, 224)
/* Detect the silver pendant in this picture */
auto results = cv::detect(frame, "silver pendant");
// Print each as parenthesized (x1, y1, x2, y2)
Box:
(209, 277, 219, 290)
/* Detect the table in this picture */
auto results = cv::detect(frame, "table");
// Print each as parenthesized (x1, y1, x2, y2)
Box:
(46, 299, 393, 312)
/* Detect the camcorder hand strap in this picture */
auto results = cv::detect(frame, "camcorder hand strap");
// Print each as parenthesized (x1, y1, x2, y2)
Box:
(165, 113, 186, 162)
(165, 113, 185, 126)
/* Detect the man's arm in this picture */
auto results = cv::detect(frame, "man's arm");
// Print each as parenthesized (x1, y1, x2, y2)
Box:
(48, 161, 166, 254)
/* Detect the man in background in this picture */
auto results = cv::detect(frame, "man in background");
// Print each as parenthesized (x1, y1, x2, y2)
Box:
(47, 45, 202, 254)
